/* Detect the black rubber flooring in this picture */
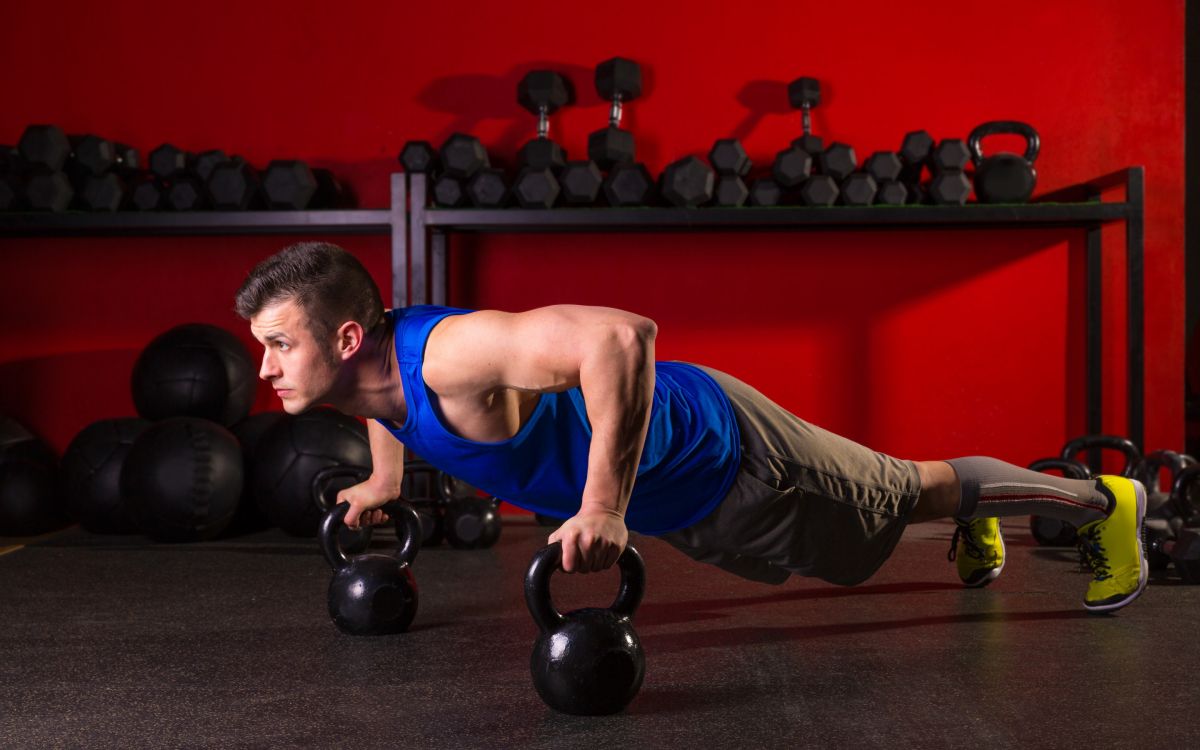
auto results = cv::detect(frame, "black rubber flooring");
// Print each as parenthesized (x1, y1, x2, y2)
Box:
(2, 516, 1196, 748)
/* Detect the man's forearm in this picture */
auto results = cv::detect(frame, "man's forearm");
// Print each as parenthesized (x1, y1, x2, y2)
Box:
(577, 321, 657, 517)
(366, 418, 406, 493)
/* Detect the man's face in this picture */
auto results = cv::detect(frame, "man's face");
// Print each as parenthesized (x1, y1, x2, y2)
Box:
(250, 298, 337, 414)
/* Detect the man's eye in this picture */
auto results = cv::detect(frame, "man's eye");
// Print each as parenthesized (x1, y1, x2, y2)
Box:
(277, 342, 290, 351)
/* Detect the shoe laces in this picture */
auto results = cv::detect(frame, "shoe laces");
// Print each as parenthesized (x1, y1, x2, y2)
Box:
(1076, 525, 1111, 580)
(947, 521, 985, 563)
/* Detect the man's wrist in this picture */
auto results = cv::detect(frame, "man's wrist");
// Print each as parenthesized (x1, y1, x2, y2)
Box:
(578, 498, 626, 519)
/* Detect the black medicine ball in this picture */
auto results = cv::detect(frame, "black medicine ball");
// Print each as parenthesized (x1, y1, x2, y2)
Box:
(253, 407, 372, 536)
(120, 417, 243, 542)
(0, 416, 68, 536)
(226, 411, 289, 535)
(60, 417, 150, 534)
(130, 323, 256, 426)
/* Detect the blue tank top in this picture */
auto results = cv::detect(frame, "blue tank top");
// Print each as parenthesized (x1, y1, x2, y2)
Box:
(376, 305, 741, 535)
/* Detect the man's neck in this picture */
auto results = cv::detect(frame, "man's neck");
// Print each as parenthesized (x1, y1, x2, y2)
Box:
(330, 320, 406, 420)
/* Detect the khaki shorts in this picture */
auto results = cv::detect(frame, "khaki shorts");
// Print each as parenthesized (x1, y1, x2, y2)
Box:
(658, 366, 922, 586)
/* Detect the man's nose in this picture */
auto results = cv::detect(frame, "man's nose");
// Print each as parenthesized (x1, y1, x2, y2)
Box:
(260, 351, 280, 380)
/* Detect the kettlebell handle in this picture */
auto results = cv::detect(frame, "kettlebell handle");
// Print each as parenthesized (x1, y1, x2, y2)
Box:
(1060, 434, 1142, 477)
(312, 464, 371, 512)
(524, 541, 646, 634)
(1028, 457, 1092, 480)
(1170, 464, 1200, 520)
(967, 121, 1040, 166)
(319, 496, 423, 571)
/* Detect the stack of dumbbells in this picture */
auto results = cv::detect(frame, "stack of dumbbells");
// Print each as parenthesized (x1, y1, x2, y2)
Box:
(0, 124, 353, 212)
(399, 67, 1032, 209)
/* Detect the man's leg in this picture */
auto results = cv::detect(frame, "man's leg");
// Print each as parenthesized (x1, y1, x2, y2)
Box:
(909, 457, 1147, 612)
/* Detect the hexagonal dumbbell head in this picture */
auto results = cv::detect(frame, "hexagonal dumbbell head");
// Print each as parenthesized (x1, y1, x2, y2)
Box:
(748, 178, 782, 207)
(208, 162, 260, 210)
(72, 135, 116, 177)
(588, 126, 635, 170)
(714, 176, 749, 207)
(865, 152, 903, 183)
(399, 141, 438, 173)
(168, 176, 208, 211)
(150, 143, 191, 180)
(467, 168, 508, 207)
(660, 156, 715, 208)
(839, 173, 878, 206)
(603, 163, 653, 207)
(80, 173, 124, 211)
(791, 135, 823, 158)
(595, 57, 642, 101)
(433, 175, 466, 207)
(787, 77, 820, 108)
(519, 139, 567, 171)
(559, 161, 604, 205)
(900, 130, 934, 166)
(772, 146, 813, 189)
(263, 160, 318, 209)
(875, 180, 909, 206)
(19, 125, 71, 171)
(518, 70, 571, 115)
(129, 176, 163, 211)
(709, 139, 751, 177)
(932, 139, 971, 172)
(818, 143, 857, 182)
(25, 168, 73, 211)
(192, 150, 230, 182)
(514, 167, 560, 208)
(929, 171, 972, 205)
(440, 134, 489, 180)
(800, 174, 839, 206)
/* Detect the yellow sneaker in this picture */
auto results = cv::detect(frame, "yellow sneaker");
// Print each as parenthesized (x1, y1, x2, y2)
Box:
(948, 517, 1005, 588)
(1076, 476, 1148, 613)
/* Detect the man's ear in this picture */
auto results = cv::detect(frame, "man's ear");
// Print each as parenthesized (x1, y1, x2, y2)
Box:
(335, 320, 366, 361)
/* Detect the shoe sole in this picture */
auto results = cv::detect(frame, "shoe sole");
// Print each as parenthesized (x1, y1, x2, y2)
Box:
(1084, 478, 1148, 614)
(964, 524, 1005, 588)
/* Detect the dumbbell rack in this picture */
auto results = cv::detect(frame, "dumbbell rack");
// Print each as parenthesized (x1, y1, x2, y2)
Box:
(0, 167, 1147, 450)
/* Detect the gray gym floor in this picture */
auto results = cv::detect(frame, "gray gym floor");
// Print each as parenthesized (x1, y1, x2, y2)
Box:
(1, 516, 1195, 748)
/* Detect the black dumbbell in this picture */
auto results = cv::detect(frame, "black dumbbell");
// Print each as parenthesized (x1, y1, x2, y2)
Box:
(899, 130, 934, 192)
(24, 168, 73, 212)
(440, 133, 489, 180)
(514, 70, 573, 209)
(929, 139, 972, 205)
(262, 160, 319, 210)
(839, 173, 877, 207)
(128, 174, 165, 211)
(559, 161, 604, 205)
(588, 57, 641, 169)
(799, 175, 838, 207)
(602, 162, 654, 207)
(208, 160, 262, 210)
(865, 152, 907, 205)
(433, 174, 467, 207)
(772, 77, 821, 190)
(398, 141, 439, 174)
(1146, 525, 1200, 583)
(467, 168, 509, 208)
(514, 167, 559, 209)
(748, 178, 782, 207)
(18, 124, 71, 171)
(708, 139, 751, 207)
(660, 156, 714, 208)
(148, 143, 193, 180)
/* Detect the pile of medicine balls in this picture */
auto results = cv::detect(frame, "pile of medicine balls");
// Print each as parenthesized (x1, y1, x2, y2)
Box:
(0, 127, 354, 212)
(0, 322, 502, 546)
(399, 60, 1040, 209)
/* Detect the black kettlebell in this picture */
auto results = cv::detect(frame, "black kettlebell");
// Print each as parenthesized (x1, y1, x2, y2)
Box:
(1027, 457, 1091, 546)
(320, 499, 422, 636)
(444, 496, 502, 549)
(967, 121, 1039, 203)
(312, 465, 373, 555)
(525, 541, 646, 715)
(1170, 464, 1200, 526)
(1135, 450, 1195, 520)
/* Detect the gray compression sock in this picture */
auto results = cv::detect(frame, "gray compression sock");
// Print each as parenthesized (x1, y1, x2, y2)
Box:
(946, 456, 1112, 526)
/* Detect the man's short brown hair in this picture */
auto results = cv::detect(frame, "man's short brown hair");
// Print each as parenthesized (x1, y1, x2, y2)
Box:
(234, 242, 385, 340)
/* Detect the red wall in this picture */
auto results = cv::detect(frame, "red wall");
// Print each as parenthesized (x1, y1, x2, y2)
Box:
(0, 0, 1185, 475)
